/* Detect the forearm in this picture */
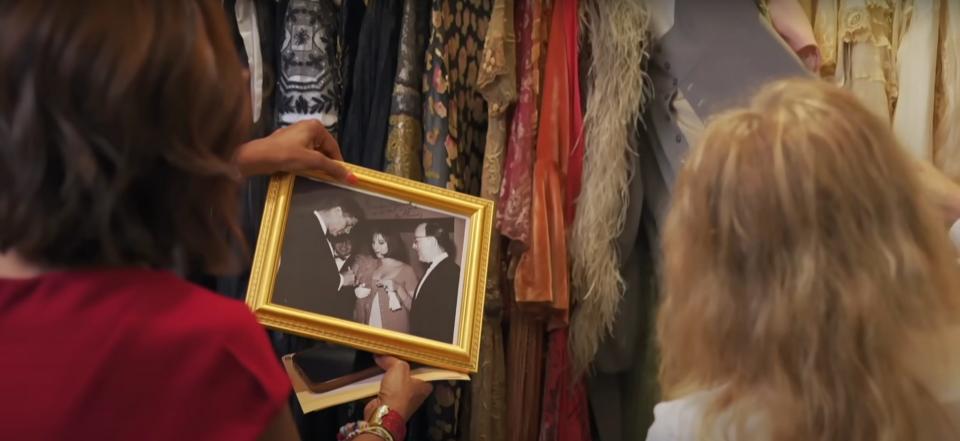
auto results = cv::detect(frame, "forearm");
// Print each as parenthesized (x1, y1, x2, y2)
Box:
(234, 138, 274, 177)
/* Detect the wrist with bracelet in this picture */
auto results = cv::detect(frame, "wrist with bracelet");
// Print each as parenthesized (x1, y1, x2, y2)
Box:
(337, 403, 406, 441)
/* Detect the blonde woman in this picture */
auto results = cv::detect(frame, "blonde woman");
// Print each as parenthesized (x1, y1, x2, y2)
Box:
(648, 79, 960, 440)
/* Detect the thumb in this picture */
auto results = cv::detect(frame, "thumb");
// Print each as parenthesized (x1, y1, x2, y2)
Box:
(375, 355, 407, 373)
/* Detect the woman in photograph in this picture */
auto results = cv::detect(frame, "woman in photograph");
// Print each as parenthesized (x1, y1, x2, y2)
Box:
(353, 230, 418, 333)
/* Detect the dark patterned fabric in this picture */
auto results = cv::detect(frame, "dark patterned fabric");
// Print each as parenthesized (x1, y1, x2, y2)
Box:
(422, 0, 493, 195)
(277, 0, 342, 135)
(340, 0, 404, 171)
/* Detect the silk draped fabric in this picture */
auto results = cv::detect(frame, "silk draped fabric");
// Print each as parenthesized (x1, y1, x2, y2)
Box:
(532, 2, 591, 440)
(540, 330, 592, 441)
(503, 3, 552, 441)
(497, 0, 551, 245)
(514, 0, 580, 327)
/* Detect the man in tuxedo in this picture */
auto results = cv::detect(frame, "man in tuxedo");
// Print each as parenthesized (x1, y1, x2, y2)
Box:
(273, 195, 364, 320)
(409, 222, 461, 344)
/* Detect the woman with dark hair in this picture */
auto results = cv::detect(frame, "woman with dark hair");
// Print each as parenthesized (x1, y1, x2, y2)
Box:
(0, 1, 428, 440)
(353, 229, 418, 333)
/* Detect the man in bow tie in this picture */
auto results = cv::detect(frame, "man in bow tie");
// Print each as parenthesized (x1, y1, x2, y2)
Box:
(274, 194, 365, 320)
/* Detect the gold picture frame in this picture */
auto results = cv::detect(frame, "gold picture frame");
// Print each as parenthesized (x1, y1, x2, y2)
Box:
(246, 163, 493, 373)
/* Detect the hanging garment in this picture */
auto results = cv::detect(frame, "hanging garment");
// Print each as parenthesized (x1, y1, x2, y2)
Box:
(337, 0, 365, 143)
(478, 0, 518, 202)
(277, 0, 342, 134)
(506, 306, 546, 441)
(422, 0, 494, 194)
(892, 0, 940, 160)
(497, 0, 551, 244)
(384, 0, 430, 179)
(466, 240, 508, 441)
(422, 2, 456, 188)
(567, 0, 651, 375)
(812, 0, 905, 122)
(936, 0, 960, 179)
(540, 329, 592, 441)
(469, 0, 517, 439)
(513, 0, 580, 327)
(340, 0, 404, 170)
(639, 0, 807, 237)
(235, 0, 264, 123)
(587, 140, 660, 441)
(536, 4, 592, 439)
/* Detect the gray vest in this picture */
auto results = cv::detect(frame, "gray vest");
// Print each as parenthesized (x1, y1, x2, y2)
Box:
(641, 0, 810, 234)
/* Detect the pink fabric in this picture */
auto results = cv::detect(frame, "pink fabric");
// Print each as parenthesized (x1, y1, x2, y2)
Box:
(497, 0, 549, 244)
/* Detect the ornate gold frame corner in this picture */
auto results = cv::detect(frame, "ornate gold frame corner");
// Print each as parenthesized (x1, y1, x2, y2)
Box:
(246, 163, 493, 373)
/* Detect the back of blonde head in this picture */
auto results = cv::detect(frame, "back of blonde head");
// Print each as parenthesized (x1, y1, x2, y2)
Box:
(658, 79, 960, 440)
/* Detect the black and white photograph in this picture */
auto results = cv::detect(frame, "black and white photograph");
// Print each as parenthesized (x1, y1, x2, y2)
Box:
(272, 176, 468, 345)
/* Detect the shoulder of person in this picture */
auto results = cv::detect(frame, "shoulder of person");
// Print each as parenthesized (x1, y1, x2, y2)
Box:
(133, 273, 290, 438)
(86, 269, 269, 355)
(646, 390, 716, 441)
(441, 256, 459, 270)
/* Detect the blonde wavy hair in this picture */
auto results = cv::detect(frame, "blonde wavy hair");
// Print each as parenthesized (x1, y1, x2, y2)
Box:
(657, 78, 960, 440)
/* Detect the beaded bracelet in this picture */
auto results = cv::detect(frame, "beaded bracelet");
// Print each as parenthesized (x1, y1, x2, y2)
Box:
(353, 425, 395, 441)
(337, 421, 369, 441)
(338, 420, 398, 441)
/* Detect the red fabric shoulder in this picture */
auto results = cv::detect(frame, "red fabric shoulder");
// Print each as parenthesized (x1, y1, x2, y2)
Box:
(0, 268, 290, 441)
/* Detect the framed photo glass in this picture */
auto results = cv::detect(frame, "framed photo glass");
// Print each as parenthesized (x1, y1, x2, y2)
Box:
(246, 164, 493, 372)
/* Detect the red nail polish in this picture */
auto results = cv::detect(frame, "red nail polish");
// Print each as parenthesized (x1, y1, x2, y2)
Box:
(346, 173, 359, 185)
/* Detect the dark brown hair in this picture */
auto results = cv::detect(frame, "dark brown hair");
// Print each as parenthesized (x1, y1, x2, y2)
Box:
(369, 229, 408, 263)
(423, 222, 456, 257)
(0, 0, 250, 273)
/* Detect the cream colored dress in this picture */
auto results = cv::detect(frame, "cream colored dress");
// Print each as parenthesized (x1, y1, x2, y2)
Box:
(812, 1, 943, 161)
(813, 0, 904, 123)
